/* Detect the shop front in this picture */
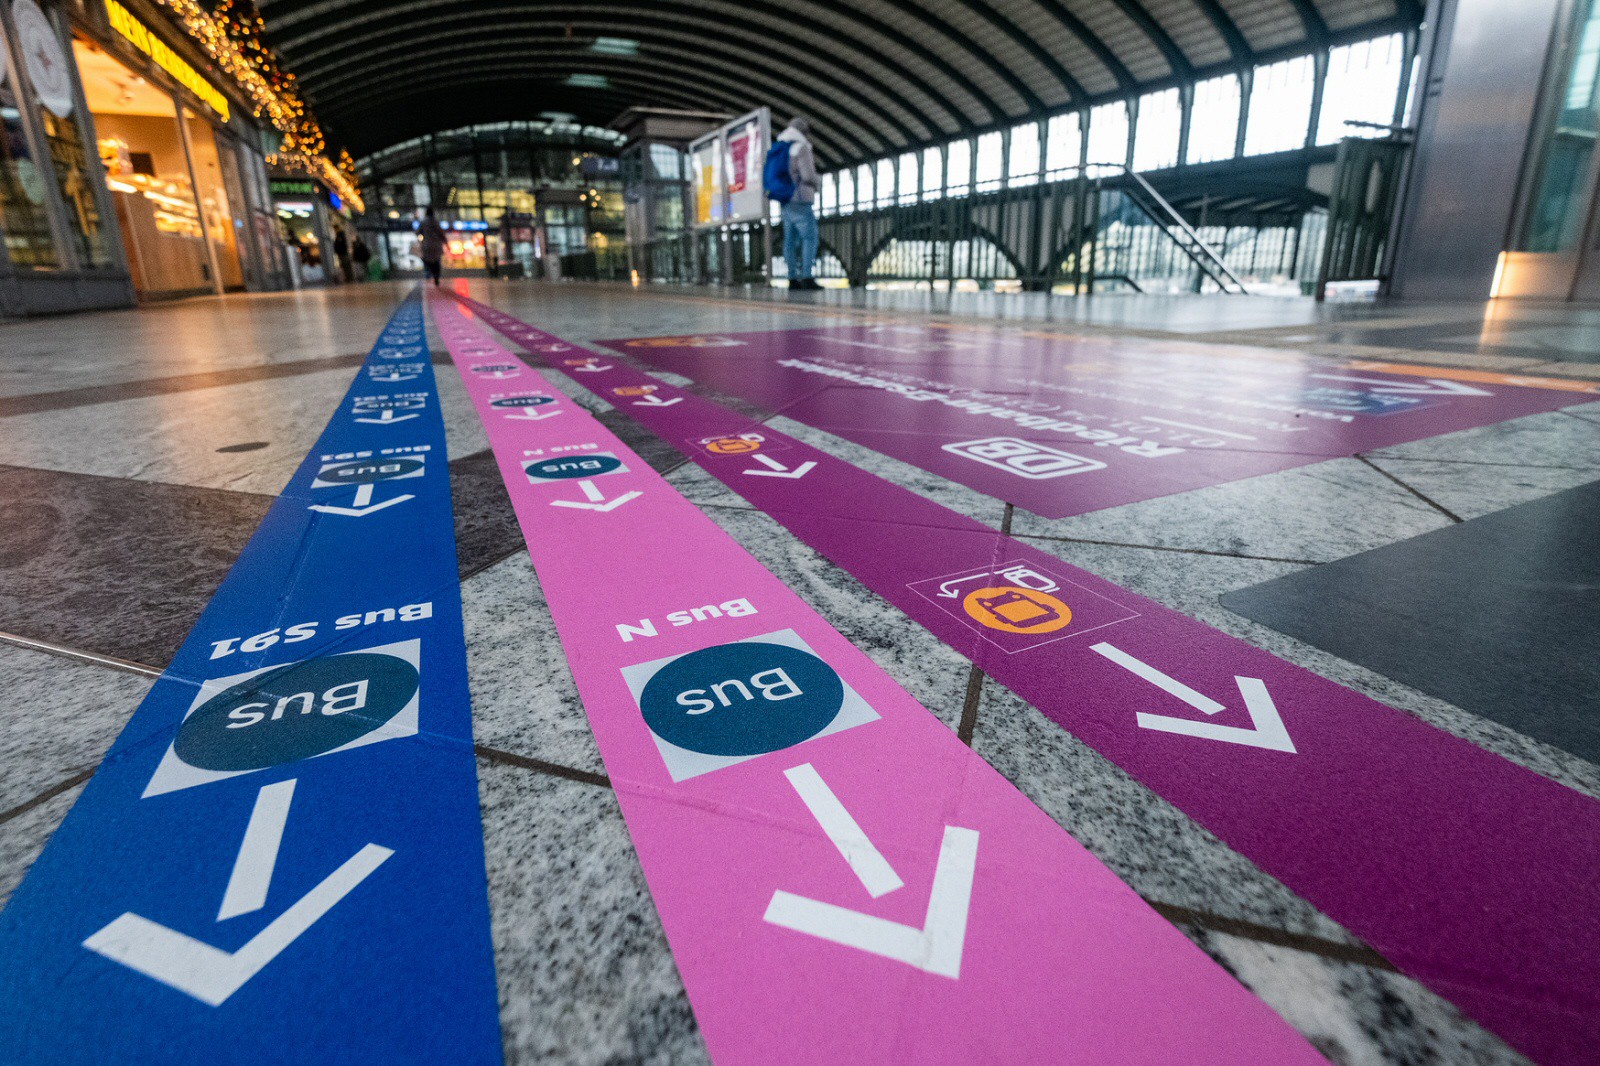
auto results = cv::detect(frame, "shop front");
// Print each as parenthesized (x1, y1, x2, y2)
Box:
(75, 0, 286, 298)
(380, 216, 490, 277)
(270, 175, 341, 285)
(0, 0, 321, 315)
(0, 0, 131, 314)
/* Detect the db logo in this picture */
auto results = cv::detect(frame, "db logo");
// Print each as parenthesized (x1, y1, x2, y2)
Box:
(703, 434, 763, 455)
(942, 437, 1107, 480)
(613, 384, 657, 397)
(962, 586, 1073, 634)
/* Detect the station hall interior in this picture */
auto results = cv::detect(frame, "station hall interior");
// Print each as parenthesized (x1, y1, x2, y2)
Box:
(2, 0, 1599, 1063)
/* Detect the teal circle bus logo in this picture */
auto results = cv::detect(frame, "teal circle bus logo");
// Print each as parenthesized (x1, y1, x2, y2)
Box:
(524, 455, 623, 479)
(319, 458, 424, 484)
(639, 641, 844, 757)
(174, 653, 419, 772)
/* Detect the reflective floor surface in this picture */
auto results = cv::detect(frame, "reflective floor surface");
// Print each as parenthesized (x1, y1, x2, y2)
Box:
(2, 280, 1598, 1064)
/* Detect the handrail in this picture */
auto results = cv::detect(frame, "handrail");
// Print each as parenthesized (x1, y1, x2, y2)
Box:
(1077, 162, 1251, 294)
(1068, 158, 1254, 291)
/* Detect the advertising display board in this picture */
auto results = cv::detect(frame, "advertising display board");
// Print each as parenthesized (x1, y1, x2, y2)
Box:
(689, 136, 722, 227)
(690, 108, 771, 229)
(722, 110, 769, 224)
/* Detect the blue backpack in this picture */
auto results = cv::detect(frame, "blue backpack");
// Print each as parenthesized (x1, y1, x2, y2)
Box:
(764, 140, 796, 203)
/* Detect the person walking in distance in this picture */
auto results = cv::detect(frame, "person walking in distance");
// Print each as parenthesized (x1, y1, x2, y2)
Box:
(332, 225, 353, 283)
(352, 234, 372, 281)
(419, 208, 446, 287)
(766, 116, 821, 290)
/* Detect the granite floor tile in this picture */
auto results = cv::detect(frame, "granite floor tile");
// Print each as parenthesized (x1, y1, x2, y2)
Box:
(0, 786, 82, 910)
(1010, 458, 1451, 562)
(0, 644, 149, 814)
(0, 458, 525, 669)
(0, 364, 489, 496)
(461, 553, 607, 777)
(1364, 410, 1600, 468)
(1188, 928, 1526, 1065)
(0, 464, 270, 667)
(0, 285, 417, 399)
(1359, 457, 1600, 521)
(0, 353, 365, 418)
(477, 762, 705, 1065)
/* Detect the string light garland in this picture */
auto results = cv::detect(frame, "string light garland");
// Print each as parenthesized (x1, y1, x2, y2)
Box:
(146, 0, 363, 212)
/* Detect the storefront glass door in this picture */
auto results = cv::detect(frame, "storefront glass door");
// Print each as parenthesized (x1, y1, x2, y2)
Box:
(0, 13, 59, 268)
(73, 36, 207, 294)
(14, 0, 109, 268)
(183, 108, 242, 288)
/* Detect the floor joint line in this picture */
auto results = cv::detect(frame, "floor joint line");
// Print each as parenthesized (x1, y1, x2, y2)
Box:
(1356, 454, 1465, 523)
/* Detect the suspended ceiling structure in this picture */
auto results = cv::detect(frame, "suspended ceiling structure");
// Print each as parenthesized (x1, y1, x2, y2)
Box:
(256, 0, 1421, 164)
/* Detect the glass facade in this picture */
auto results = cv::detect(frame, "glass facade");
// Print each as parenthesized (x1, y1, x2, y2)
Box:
(356, 122, 626, 276)
(0, 0, 291, 311)
(815, 29, 1416, 217)
(0, 20, 59, 268)
(37, 106, 110, 267)
(1521, 0, 1600, 253)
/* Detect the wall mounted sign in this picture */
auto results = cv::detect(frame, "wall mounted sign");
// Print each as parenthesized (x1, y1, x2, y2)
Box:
(14, 0, 74, 118)
(106, 0, 231, 122)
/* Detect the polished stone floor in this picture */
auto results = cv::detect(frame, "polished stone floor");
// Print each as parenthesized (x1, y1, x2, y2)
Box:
(3, 280, 1599, 1064)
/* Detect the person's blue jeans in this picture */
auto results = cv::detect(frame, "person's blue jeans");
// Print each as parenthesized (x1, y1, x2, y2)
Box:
(781, 199, 818, 281)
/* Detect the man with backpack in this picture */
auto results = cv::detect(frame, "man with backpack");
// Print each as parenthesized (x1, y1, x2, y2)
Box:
(766, 117, 822, 290)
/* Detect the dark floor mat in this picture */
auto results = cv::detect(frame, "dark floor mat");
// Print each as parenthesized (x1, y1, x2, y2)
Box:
(0, 456, 524, 669)
(1222, 478, 1600, 765)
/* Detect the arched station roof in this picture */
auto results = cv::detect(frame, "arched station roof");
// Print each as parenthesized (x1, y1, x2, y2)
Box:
(257, 0, 1421, 162)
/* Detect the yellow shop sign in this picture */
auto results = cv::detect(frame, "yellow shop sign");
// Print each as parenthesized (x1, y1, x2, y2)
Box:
(106, 0, 231, 122)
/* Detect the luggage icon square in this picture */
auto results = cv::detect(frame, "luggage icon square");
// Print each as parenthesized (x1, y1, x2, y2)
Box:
(973, 589, 1062, 629)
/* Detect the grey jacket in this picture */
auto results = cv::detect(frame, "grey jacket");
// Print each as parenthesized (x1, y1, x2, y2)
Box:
(778, 126, 818, 205)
